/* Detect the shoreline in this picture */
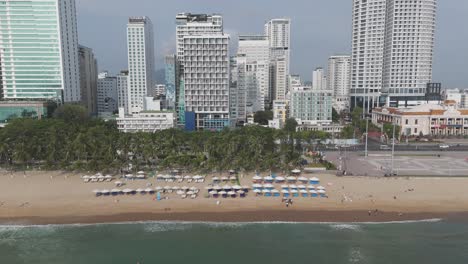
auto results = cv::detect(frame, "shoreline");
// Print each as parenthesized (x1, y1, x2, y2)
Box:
(1, 210, 467, 226)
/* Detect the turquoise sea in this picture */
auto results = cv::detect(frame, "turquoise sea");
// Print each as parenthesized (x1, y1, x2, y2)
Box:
(1, 220, 468, 264)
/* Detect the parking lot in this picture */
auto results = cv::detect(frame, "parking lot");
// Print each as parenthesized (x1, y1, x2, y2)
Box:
(326, 151, 468, 177)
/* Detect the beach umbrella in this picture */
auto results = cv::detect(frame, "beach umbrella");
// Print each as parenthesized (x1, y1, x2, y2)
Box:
(101, 189, 110, 195)
(264, 183, 274, 189)
(232, 185, 242, 190)
(253, 176, 262, 181)
(253, 189, 262, 193)
(174, 175, 182, 179)
(136, 174, 146, 179)
(193, 175, 202, 180)
(298, 177, 308, 182)
(122, 189, 133, 194)
(310, 177, 320, 184)
(308, 185, 316, 190)
(242, 185, 250, 191)
(292, 169, 301, 174)
(298, 185, 307, 190)
(291, 189, 299, 197)
(125, 174, 134, 179)
(300, 189, 308, 193)
(90, 176, 97, 180)
(114, 181, 123, 186)
(95, 173, 103, 177)
(209, 190, 218, 195)
(262, 189, 271, 193)
(111, 189, 121, 194)
(287, 176, 297, 182)
(155, 186, 163, 191)
(227, 191, 237, 196)
(221, 176, 229, 181)
(317, 186, 326, 190)
(213, 185, 222, 191)
(181, 186, 189, 191)
(272, 189, 281, 197)
(92, 189, 101, 195)
(173, 169, 180, 174)
(264, 176, 274, 182)
(137, 171, 145, 174)
(289, 184, 298, 189)
(275, 176, 285, 182)
(164, 186, 172, 190)
(83, 176, 90, 179)
(177, 190, 186, 195)
(310, 190, 318, 197)
(222, 185, 232, 190)
(218, 191, 227, 197)
(189, 187, 198, 191)
(281, 190, 290, 197)
(290, 189, 298, 193)
(172, 186, 180, 190)
(145, 188, 154, 193)
(281, 184, 289, 190)
(281, 190, 289, 193)
(252, 184, 263, 189)
(184, 176, 192, 179)
(212, 177, 220, 181)
(317, 190, 326, 194)
(229, 176, 237, 180)
(136, 188, 145, 193)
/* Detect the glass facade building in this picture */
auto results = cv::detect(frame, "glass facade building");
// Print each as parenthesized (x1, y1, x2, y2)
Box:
(0, 0, 62, 99)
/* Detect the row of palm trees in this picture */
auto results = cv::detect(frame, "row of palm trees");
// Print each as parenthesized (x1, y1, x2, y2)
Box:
(0, 108, 331, 173)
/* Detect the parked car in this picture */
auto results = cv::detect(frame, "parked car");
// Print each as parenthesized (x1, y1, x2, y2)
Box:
(439, 144, 450, 149)
(380, 145, 391, 150)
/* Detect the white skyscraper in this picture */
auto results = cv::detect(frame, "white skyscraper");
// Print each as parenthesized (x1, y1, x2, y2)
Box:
(265, 18, 291, 102)
(328, 55, 351, 112)
(78, 45, 98, 115)
(127, 17, 155, 114)
(287, 75, 302, 93)
(351, 0, 437, 110)
(0, 0, 80, 102)
(312, 68, 327, 91)
(182, 34, 230, 130)
(350, 0, 387, 110)
(237, 35, 270, 112)
(382, 0, 437, 106)
(175, 13, 224, 126)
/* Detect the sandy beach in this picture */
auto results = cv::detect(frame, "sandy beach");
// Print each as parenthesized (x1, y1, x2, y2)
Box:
(1, 170, 468, 225)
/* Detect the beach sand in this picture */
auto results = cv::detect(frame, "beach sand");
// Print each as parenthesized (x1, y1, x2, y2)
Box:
(1, 170, 468, 225)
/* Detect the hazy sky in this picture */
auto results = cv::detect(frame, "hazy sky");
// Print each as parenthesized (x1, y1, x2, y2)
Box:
(76, 0, 468, 88)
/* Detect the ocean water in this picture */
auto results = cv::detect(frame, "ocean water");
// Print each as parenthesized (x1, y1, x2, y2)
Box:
(1, 220, 468, 264)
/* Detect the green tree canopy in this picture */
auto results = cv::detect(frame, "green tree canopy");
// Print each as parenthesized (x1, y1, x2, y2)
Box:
(254, 110, 273, 125)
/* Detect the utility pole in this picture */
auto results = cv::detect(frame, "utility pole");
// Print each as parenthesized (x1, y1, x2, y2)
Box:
(391, 120, 396, 175)
(365, 116, 369, 158)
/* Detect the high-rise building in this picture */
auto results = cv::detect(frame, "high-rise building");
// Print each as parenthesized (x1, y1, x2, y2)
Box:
(312, 67, 327, 91)
(164, 54, 177, 109)
(117, 70, 129, 114)
(78, 45, 98, 115)
(97, 72, 118, 115)
(328, 55, 351, 112)
(175, 13, 224, 126)
(153, 84, 166, 97)
(350, 0, 437, 111)
(265, 18, 291, 103)
(0, 0, 80, 102)
(350, 0, 387, 111)
(290, 87, 333, 125)
(382, 0, 437, 107)
(127, 17, 155, 114)
(237, 35, 270, 112)
(183, 34, 230, 130)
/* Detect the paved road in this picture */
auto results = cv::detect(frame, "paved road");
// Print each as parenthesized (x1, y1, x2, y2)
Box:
(318, 141, 468, 152)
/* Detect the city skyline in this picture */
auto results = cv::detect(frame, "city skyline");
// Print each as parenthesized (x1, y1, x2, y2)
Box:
(76, 0, 468, 88)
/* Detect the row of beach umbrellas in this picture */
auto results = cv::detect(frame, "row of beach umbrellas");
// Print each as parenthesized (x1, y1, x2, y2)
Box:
(206, 185, 250, 191)
(212, 176, 237, 182)
(208, 190, 246, 198)
(253, 189, 327, 197)
(252, 184, 326, 190)
(82, 175, 113, 182)
(93, 186, 200, 196)
(252, 176, 320, 184)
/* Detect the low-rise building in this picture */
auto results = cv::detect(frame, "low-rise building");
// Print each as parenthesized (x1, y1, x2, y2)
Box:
(0, 101, 54, 127)
(372, 102, 468, 137)
(290, 87, 332, 125)
(116, 108, 176, 133)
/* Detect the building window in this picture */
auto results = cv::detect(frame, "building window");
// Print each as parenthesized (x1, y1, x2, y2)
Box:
(415, 119, 418, 125)
(414, 128, 418, 134)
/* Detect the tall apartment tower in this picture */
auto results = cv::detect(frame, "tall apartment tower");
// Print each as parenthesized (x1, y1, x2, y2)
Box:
(78, 45, 98, 115)
(117, 70, 129, 114)
(237, 35, 270, 112)
(182, 34, 230, 130)
(350, 0, 387, 111)
(265, 18, 291, 103)
(328, 55, 351, 112)
(350, 0, 437, 111)
(312, 67, 327, 91)
(382, 0, 437, 106)
(0, 0, 80, 102)
(165, 54, 177, 109)
(126, 17, 155, 114)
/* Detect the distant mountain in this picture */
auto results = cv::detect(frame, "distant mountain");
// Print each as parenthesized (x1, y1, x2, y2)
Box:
(154, 69, 165, 84)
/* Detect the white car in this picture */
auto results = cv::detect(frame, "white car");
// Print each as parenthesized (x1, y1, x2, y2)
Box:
(439, 144, 450, 149)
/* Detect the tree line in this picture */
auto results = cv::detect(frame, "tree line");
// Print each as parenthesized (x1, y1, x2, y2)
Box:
(0, 105, 331, 173)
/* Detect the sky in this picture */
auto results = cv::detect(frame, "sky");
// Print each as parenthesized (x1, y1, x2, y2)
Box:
(76, 0, 468, 88)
